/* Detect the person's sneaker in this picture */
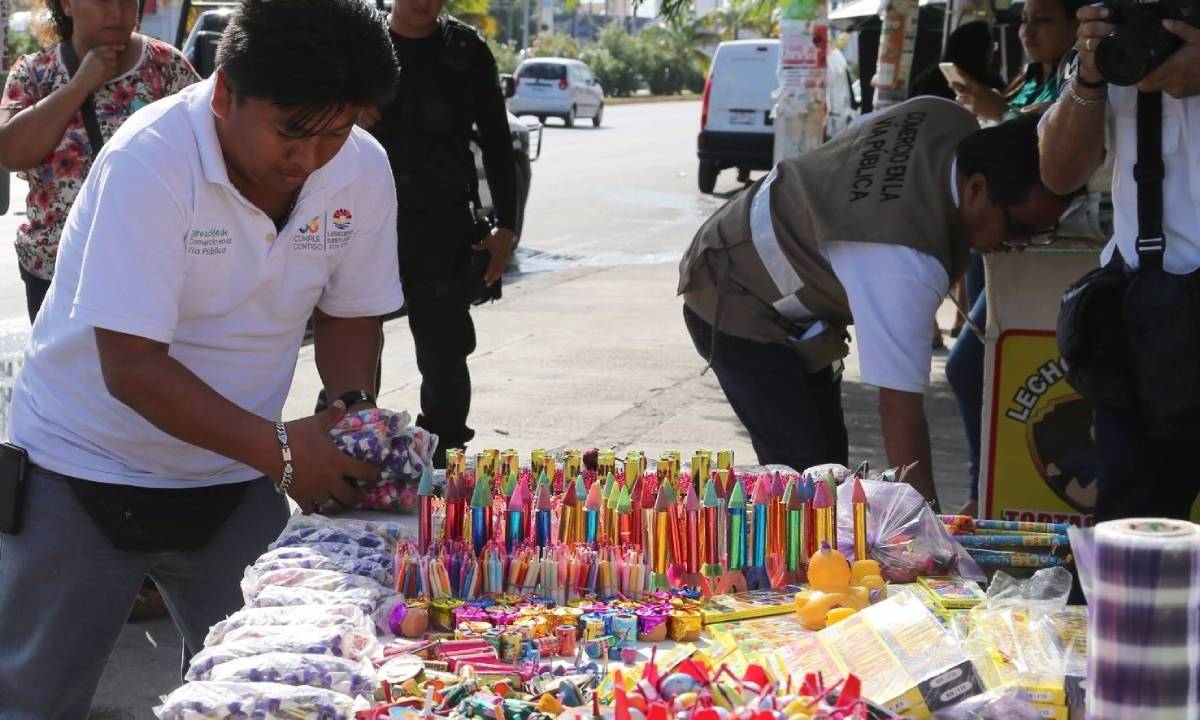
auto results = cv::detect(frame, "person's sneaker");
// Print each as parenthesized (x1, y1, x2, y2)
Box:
(127, 584, 168, 622)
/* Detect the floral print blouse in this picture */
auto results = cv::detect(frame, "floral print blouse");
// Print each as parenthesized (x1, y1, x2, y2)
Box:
(1, 37, 198, 279)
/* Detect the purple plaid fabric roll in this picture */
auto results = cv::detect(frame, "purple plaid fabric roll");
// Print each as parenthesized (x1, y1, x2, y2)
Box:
(1081, 518, 1200, 720)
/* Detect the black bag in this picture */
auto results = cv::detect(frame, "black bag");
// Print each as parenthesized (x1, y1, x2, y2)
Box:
(1057, 257, 1134, 409)
(1057, 90, 1200, 441)
(65, 475, 249, 553)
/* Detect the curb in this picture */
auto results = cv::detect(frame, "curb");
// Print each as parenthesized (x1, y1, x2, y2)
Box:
(606, 94, 700, 105)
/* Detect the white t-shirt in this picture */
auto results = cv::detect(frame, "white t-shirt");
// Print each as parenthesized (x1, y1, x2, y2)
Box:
(10, 78, 404, 488)
(815, 154, 957, 394)
(826, 243, 949, 394)
(1043, 87, 1200, 274)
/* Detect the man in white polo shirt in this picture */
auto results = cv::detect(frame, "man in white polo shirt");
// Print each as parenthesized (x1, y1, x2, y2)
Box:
(0, 0, 403, 714)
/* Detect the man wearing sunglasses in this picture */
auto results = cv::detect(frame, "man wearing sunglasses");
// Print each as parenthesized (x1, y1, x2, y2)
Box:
(679, 102, 1070, 510)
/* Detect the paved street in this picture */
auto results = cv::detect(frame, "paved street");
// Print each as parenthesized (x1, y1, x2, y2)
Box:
(0, 100, 970, 717)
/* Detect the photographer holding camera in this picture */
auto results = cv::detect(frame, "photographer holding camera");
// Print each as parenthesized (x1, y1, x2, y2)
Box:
(1040, 2, 1200, 521)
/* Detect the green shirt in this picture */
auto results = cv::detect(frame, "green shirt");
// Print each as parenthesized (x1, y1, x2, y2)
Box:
(1003, 65, 1064, 120)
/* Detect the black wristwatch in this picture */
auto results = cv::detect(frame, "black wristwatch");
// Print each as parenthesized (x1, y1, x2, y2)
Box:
(337, 390, 375, 409)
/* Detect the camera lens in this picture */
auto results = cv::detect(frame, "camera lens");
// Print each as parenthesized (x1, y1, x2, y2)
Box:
(1095, 17, 1184, 86)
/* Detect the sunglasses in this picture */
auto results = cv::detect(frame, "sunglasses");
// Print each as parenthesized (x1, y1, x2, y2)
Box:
(1001, 204, 1058, 248)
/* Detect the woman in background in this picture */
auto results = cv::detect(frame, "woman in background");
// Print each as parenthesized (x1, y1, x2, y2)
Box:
(942, 0, 1080, 515)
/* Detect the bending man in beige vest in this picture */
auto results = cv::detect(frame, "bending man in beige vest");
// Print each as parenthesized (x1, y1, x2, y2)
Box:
(678, 100, 1070, 510)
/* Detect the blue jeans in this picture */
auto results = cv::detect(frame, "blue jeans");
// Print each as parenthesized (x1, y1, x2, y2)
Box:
(946, 253, 987, 502)
(1094, 403, 1200, 521)
(683, 304, 848, 471)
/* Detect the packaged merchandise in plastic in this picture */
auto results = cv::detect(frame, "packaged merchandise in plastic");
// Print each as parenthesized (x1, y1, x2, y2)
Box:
(241, 567, 390, 605)
(269, 524, 390, 551)
(188, 652, 377, 698)
(270, 512, 408, 549)
(951, 569, 1084, 711)
(328, 408, 437, 513)
(210, 621, 380, 659)
(205, 604, 375, 647)
(251, 546, 392, 587)
(258, 541, 393, 564)
(932, 687, 1048, 720)
(154, 680, 355, 719)
(769, 592, 985, 718)
(186, 625, 382, 680)
(835, 478, 984, 582)
(250, 584, 403, 634)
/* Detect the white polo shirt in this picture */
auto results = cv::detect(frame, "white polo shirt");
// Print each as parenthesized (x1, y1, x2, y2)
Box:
(10, 77, 404, 488)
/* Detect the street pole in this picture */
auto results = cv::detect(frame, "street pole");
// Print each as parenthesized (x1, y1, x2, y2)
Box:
(773, 0, 829, 163)
(522, 0, 531, 50)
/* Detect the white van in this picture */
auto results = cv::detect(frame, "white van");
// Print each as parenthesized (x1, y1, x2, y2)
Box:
(509, 58, 606, 129)
(697, 39, 779, 193)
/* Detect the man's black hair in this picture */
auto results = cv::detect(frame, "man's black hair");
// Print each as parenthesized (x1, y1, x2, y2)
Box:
(216, 0, 398, 135)
(955, 112, 1044, 207)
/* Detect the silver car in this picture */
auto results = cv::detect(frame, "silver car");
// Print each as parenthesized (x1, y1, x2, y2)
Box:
(508, 58, 605, 129)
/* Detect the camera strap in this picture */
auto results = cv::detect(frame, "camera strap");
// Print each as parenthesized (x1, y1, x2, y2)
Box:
(1134, 90, 1165, 271)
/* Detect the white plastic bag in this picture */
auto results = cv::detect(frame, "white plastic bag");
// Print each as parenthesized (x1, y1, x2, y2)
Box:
(251, 546, 392, 587)
(190, 652, 377, 698)
(154, 681, 354, 719)
(186, 625, 381, 681)
(250, 585, 402, 633)
(205, 604, 373, 647)
(241, 566, 390, 605)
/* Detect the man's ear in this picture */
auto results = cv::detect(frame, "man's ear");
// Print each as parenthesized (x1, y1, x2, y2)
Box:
(211, 68, 233, 120)
(962, 172, 990, 211)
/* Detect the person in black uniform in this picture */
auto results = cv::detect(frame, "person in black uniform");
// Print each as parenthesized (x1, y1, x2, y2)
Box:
(363, 0, 517, 466)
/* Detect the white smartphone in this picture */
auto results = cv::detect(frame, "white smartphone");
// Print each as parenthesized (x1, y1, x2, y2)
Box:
(939, 62, 969, 86)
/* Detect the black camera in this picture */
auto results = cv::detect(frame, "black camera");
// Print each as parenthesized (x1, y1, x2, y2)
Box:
(1095, 0, 1200, 85)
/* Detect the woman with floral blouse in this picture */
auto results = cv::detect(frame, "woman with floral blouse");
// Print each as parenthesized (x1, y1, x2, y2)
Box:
(0, 0, 197, 322)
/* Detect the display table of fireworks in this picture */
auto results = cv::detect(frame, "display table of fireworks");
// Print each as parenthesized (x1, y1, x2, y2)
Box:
(151, 445, 1200, 720)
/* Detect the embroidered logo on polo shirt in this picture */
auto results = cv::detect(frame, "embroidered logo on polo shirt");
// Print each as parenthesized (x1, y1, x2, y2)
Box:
(293, 216, 326, 252)
(326, 208, 353, 250)
(187, 227, 232, 256)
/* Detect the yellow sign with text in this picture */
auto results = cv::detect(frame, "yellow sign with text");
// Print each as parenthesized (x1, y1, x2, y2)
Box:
(983, 331, 1200, 525)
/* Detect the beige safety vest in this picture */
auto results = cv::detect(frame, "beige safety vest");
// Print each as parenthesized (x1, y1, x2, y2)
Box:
(679, 97, 978, 372)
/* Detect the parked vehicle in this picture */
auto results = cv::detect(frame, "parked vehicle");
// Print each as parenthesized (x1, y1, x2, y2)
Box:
(508, 58, 605, 129)
(177, 4, 537, 242)
(696, 39, 779, 194)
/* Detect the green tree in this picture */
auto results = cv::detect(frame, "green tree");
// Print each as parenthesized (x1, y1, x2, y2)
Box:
(447, 0, 499, 36)
(639, 22, 708, 95)
(702, 0, 776, 40)
(530, 30, 581, 59)
(487, 37, 520, 74)
(581, 24, 644, 96)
